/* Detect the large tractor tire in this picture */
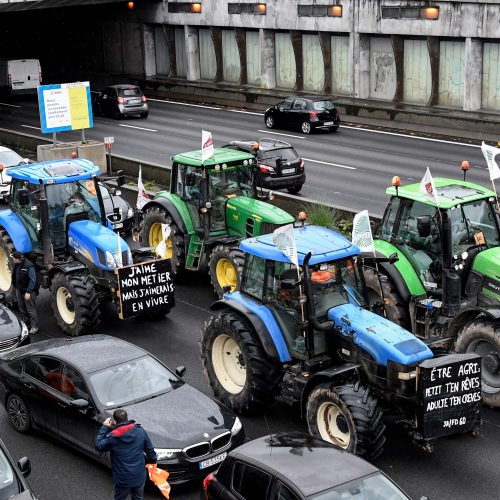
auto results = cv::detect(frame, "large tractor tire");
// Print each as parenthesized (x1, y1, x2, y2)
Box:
(456, 319, 500, 409)
(0, 228, 16, 306)
(200, 311, 283, 414)
(208, 245, 244, 298)
(141, 207, 185, 277)
(363, 267, 410, 329)
(51, 272, 100, 336)
(307, 381, 386, 461)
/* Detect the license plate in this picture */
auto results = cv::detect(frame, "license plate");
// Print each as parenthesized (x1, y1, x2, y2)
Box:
(324, 121, 334, 126)
(129, 99, 140, 104)
(281, 168, 295, 174)
(114, 222, 124, 229)
(199, 452, 227, 469)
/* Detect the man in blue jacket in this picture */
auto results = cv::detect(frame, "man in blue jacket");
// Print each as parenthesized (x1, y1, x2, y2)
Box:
(96, 408, 157, 500)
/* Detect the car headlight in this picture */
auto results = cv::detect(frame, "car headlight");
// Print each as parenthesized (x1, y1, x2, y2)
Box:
(231, 416, 242, 435)
(20, 321, 29, 340)
(155, 448, 182, 461)
(127, 207, 134, 218)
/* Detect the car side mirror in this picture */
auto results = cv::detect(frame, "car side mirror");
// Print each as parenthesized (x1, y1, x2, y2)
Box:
(115, 170, 125, 187)
(17, 457, 31, 478)
(18, 188, 30, 206)
(175, 366, 186, 378)
(69, 398, 89, 409)
(417, 216, 432, 238)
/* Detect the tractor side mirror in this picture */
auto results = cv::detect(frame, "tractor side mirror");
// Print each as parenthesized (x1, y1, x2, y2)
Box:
(175, 366, 186, 378)
(186, 172, 196, 187)
(18, 188, 30, 206)
(115, 170, 125, 187)
(417, 216, 432, 238)
(17, 457, 31, 478)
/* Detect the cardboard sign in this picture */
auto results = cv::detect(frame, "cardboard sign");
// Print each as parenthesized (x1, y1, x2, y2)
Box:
(418, 353, 481, 440)
(116, 259, 174, 320)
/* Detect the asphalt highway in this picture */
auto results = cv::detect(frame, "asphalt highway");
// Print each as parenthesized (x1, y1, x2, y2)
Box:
(0, 97, 494, 218)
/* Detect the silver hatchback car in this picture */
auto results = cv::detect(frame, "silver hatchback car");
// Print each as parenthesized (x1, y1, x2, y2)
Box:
(94, 84, 148, 119)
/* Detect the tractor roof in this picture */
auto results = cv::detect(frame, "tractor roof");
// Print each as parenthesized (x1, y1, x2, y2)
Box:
(386, 178, 495, 209)
(240, 225, 360, 265)
(171, 147, 256, 168)
(7, 158, 100, 185)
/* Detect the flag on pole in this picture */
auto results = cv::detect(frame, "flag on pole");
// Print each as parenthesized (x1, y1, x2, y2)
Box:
(481, 141, 500, 181)
(116, 232, 123, 268)
(419, 167, 439, 206)
(136, 165, 150, 210)
(352, 210, 375, 254)
(201, 130, 214, 162)
(272, 224, 299, 269)
(155, 223, 171, 259)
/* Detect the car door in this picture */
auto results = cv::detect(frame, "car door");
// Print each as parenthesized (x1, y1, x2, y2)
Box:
(269, 480, 303, 500)
(276, 98, 293, 127)
(291, 99, 307, 128)
(101, 87, 114, 115)
(230, 461, 272, 500)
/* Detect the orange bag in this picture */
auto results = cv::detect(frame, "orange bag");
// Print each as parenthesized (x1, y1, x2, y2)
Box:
(146, 464, 171, 499)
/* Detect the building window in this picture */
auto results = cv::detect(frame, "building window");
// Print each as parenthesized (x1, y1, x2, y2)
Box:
(228, 3, 266, 14)
(382, 6, 439, 20)
(168, 2, 202, 13)
(298, 4, 342, 17)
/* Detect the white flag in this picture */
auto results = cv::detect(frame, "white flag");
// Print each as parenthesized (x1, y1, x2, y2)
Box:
(116, 232, 123, 268)
(136, 165, 150, 210)
(481, 141, 500, 181)
(419, 167, 439, 206)
(155, 223, 171, 259)
(201, 130, 214, 162)
(272, 224, 299, 269)
(352, 210, 374, 254)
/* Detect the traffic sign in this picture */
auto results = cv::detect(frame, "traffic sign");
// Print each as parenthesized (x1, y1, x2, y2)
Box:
(104, 136, 114, 144)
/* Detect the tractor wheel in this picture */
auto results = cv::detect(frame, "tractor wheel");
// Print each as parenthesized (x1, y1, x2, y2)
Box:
(0, 228, 16, 306)
(307, 381, 386, 461)
(363, 267, 410, 329)
(200, 311, 283, 414)
(208, 245, 244, 298)
(51, 272, 100, 336)
(141, 207, 185, 277)
(456, 319, 500, 409)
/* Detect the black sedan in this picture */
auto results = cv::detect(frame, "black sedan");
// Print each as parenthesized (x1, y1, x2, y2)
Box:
(0, 294, 29, 353)
(264, 96, 340, 134)
(0, 437, 36, 499)
(0, 335, 244, 484)
(203, 432, 410, 499)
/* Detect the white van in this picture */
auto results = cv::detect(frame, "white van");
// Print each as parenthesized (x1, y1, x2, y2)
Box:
(0, 59, 42, 97)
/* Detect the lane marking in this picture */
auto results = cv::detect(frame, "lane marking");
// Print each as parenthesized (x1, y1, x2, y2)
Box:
(303, 157, 356, 170)
(257, 129, 305, 139)
(0, 102, 22, 108)
(21, 125, 41, 130)
(227, 109, 262, 116)
(119, 124, 157, 132)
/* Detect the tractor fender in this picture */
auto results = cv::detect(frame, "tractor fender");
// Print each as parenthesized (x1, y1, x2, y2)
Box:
(210, 295, 288, 363)
(0, 210, 33, 253)
(448, 307, 500, 338)
(49, 261, 88, 279)
(142, 199, 188, 234)
(299, 362, 360, 417)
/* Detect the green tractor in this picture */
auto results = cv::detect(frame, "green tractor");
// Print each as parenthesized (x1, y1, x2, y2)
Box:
(363, 171, 500, 407)
(141, 147, 294, 296)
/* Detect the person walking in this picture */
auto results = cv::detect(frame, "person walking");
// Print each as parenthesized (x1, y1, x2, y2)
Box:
(96, 408, 157, 500)
(11, 251, 39, 334)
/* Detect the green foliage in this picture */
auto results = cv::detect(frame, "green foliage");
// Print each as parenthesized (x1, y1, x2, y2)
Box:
(301, 201, 353, 237)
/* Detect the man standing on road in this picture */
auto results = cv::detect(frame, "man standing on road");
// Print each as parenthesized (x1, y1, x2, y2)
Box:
(11, 251, 39, 334)
(96, 408, 157, 500)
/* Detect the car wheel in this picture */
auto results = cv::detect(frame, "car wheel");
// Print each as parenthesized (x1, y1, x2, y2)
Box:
(329, 126, 339, 133)
(301, 121, 312, 134)
(265, 115, 275, 129)
(140, 112, 149, 119)
(7, 394, 31, 433)
(287, 185, 302, 194)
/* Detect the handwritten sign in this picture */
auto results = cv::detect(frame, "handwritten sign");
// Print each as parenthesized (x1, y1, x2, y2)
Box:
(116, 259, 175, 320)
(418, 353, 481, 440)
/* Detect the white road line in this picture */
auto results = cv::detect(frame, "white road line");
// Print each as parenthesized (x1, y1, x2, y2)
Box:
(257, 129, 306, 139)
(227, 109, 262, 116)
(119, 124, 157, 132)
(303, 157, 356, 170)
(21, 125, 41, 130)
(0, 102, 22, 108)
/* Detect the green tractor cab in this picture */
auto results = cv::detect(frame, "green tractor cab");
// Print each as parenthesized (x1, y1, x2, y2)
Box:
(141, 147, 294, 296)
(365, 173, 500, 407)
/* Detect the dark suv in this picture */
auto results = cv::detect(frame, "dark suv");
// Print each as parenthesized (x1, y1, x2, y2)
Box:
(93, 84, 148, 119)
(223, 139, 305, 194)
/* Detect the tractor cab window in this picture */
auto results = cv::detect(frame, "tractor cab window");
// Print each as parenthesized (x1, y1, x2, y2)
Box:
(449, 199, 500, 255)
(377, 196, 401, 242)
(174, 164, 203, 230)
(240, 254, 265, 300)
(11, 180, 42, 252)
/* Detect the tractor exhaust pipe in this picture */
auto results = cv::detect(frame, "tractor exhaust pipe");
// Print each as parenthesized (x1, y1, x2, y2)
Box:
(39, 181, 54, 266)
(441, 211, 460, 316)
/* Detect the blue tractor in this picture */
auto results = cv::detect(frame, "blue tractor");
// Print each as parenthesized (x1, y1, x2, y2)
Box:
(0, 159, 173, 336)
(201, 224, 482, 459)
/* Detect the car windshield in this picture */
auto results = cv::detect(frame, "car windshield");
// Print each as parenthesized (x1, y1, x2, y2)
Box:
(0, 446, 21, 497)
(119, 88, 142, 97)
(261, 148, 299, 162)
(89, 355, 180, 408)
(312, 100, 335, 111)
(309, 472, 409, 499)
(0, 150, 26, 168)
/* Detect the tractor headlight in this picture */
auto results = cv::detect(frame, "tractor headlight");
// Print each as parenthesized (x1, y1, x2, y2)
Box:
(154, 448, 182, 461)
(105, 251, 117, 268)
(127, 207, 134, 218)
(231, 416, 242, 435)
(398, 370, 416, 381)
(20, 321, 29, 341)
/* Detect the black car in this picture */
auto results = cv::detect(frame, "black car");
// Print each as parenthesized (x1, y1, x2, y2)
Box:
(223, 139, 305, 194)
(0, 294, 29, 353)
(0, 335, 244, 484)
(0, 437, 36, 499)
(203, 432, 410, 500)
(264, 96, 340, 135)
(93, 84, 148, 119)
(100, 183, 134, 234)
